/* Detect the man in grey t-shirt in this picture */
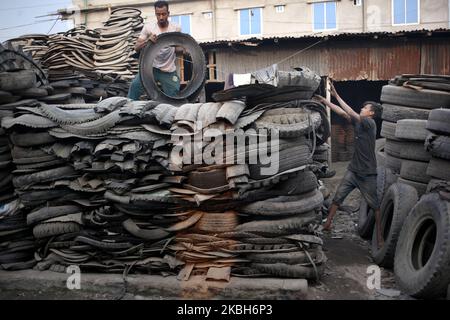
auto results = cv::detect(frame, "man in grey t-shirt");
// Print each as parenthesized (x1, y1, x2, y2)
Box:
(315, 81, 384, 248)
(128, 1, 182, 100)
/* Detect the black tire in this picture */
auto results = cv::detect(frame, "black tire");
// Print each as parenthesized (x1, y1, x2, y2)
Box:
(240, 190, 323, 216)
(426, 109, 450, 135)
(140, 32, 206, 103)
(0, 251, 33, 264)
(394, 193, 450, 299)
(27, 205, 81, 225)
(11, 146, 49, 159)
(254, 107, 323, 139)
(382, 104, 431, 123)
(33, 222, 81, 239)
(398, 177, 428, 196)
(376, 139, 386, 167)
(385, 139, 402, 158)
(371, 183, 418, 268)
(358, 167, 397, 239)
(251, 262, 324, 280)
(399, 141, 431, 162)
(400, 160, 432, 184)
(235, 211, 318, 234)
(245, 249, 323, 265)
(0, 70, 36, 91)
(13, 166, 77, 188)
(249, 144, 312, 180)
(384, 140, 431, 162)
(395, 119, 429, 141)
(426, 157, 450, 181)
(425, 135, 450, 160)
(381, 85, 450, 109)
(358, 199, 375, 239)
(385, 154, 402, 174)
(10, 132, 55, 147)
(380, 121, 397, 140)
(275, 170, 318, 196)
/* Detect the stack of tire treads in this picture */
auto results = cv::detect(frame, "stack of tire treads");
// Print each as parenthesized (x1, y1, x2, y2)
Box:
(380, 74, 450, 195)
(0, 198, 35, 271)
(8, 34, 49, 64)
(6, 30, 132, 101)
(0, 43, 51, 208)
(0, 96, 329, 281)
(94, 8, 144, 80)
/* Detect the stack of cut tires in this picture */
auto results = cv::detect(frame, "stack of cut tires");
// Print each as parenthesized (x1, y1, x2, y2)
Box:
(0, 117, 14, 204)
(1, 37, 330, 283)
(368, 75, 450, 299)
(94, 8, 144, 80)
(0, 95, 329, 281)
(0, 198, 35, 271)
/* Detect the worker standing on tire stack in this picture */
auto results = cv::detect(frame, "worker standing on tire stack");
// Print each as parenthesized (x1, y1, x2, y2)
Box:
(128, 1, 182, 100)
(315, 80, 384, 248)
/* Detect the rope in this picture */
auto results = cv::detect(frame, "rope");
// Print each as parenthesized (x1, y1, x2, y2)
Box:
(176, 38, 327, 79)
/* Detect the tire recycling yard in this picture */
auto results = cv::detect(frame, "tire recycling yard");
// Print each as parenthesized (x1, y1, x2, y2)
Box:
(1, 7, 450, 302)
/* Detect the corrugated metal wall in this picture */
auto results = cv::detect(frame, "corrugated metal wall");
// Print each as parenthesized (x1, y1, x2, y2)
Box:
(211, 37, 450, 81)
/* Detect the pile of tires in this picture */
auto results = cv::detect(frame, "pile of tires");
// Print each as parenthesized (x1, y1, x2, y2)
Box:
(425, 109, 450, 183)
(0, 85, 330, 282)
(367, 74, 450, 299)
(380, 80, 450, 176)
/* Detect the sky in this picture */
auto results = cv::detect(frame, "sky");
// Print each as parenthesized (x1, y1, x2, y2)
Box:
(0, 0, 74, 42)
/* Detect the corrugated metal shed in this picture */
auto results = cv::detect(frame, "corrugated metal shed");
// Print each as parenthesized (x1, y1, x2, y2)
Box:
(203, 29, 450, 81)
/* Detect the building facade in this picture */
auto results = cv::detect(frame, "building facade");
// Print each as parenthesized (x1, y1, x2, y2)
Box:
(65, 0, 450, 43)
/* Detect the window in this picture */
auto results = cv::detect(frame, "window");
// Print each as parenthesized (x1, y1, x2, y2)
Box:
(313, 2, 337, 31)
(354, 0, 362, 6)
(275, 5, 285, 13)
(392, 0, 419, 25)
(239, 7, 262, 36)
(203, 12, 213, 19)
(171, 15, 191, 34)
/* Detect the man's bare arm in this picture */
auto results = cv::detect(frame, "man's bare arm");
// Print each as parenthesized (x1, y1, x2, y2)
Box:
(330, 82, 361, 122)
(314, 95, 351, 122)
(134, 34, 157, 52)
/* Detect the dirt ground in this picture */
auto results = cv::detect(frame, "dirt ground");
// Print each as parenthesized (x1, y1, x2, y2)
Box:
(308, 161, 412, 300)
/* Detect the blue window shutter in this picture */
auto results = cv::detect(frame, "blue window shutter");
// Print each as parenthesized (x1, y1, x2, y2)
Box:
(393, 0, 406, 24)
(250, 8, 261, 34)
(326, 2, 337, 29)
(406, 0, 418, 23)
(314, 3, 325, 30)
(240, 9, 250, 35)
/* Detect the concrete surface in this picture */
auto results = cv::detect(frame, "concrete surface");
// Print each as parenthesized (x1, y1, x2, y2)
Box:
(0, 271, 307, 300)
